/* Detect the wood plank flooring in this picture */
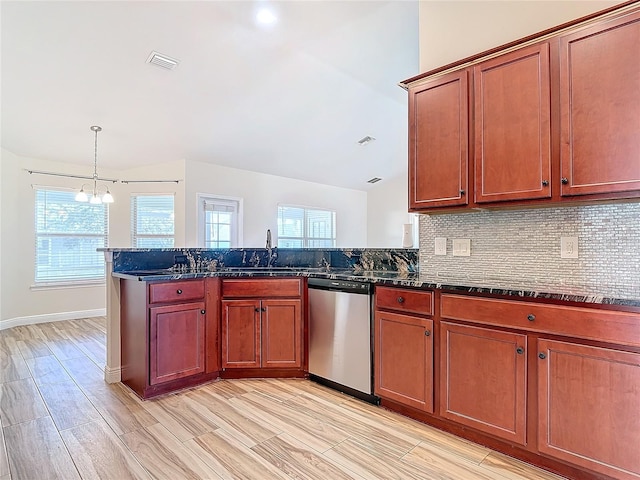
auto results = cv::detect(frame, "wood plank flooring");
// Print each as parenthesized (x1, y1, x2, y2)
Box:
(0, 318, 567, 480)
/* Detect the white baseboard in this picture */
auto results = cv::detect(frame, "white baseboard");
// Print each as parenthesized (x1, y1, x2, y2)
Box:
(104, 365, 122, 384)
(0, 308, 106, 330)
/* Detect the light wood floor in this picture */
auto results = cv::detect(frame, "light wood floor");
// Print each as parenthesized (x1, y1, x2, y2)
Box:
(0, 317, 567, 480)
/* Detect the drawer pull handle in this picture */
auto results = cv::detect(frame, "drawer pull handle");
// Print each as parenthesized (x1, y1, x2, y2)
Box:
(397, 297, 405, 304)
(527, 314, 535, 321)
(539, 353, 546, 360)
(424, 330, 431, 337)
(200, 309, 206, 315)
(516, 347, 524, 355)
(176, 289, 183, 295)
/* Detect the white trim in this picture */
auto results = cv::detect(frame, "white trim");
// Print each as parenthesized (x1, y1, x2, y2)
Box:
(104, 365, 122, 384)
(0, 308, 106, 330)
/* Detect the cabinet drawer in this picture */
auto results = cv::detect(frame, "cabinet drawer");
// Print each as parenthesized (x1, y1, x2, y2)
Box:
(441, 293, 640, 348)
(375, 287, 433, 316)
(149, 280, 205, 304)
(222, 278, 302, 298)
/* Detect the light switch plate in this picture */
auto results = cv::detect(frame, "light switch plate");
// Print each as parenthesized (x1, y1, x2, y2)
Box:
(452, 239, 471, 256)
(560, 236, 579, 258)
(435, 237, 447, 256)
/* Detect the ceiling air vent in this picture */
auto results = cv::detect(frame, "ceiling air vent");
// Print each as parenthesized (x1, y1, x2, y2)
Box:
(357, 135, 376, 146)
(146, 51, 179, 70)
(367, 177, 382, 184)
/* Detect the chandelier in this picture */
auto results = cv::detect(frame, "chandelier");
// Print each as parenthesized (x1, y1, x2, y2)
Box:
(75, 125, 114, 204)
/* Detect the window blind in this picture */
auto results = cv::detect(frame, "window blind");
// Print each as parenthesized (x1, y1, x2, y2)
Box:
(131, 194, 175, 248)
(35, 189, 108, 283)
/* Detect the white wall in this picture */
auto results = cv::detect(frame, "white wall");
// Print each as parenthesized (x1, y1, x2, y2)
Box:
(0, 151, 369, 325)
(184, 160, 368, 248)
(366, 174, 411, 248)
(419, 1, 622, 71)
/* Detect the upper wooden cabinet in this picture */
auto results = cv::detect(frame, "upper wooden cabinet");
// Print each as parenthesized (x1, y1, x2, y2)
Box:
(408, 70, 469, 210)
(403, 4, 640, 212)
(559, 10, 640, 197)
(474, 43, 551, 203)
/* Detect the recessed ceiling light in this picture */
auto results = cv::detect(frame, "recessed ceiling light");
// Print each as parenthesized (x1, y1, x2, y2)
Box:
(256, 8, 277, 25)
(358, 136, 376, 146)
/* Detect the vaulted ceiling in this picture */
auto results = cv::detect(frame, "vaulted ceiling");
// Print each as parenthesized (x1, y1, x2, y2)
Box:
(1, 1, 419, 191)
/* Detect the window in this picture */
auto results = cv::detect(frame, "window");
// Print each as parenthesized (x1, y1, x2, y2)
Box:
(131, 195, 175, 248)
(198, 195, 241, 248)
(277, 205, 336, 248)
(35, 188, 108, 283)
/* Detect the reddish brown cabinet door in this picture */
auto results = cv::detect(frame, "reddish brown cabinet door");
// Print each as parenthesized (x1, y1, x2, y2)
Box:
(261, 299, 302, 369)
(474, 43, 552, 203)
(559, 11, 640, 197)
(408, 69, 469, 209)
(374, 311, 434, 412)
(221, 300, 261, 368)
(440, 322, 527, 445)
(538, 339, 640, 480)
(149, 302, 206, 385)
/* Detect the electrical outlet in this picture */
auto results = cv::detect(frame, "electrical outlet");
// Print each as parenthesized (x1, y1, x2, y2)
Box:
(452, 239, 471, 256)
(435, 237, 447, 256)
(560, 236, 579, 258)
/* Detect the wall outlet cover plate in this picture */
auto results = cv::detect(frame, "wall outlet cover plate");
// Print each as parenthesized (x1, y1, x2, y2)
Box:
(452, 239, 471, 256)
(560, 236, 579, 258)
(435, 237, 447, 255)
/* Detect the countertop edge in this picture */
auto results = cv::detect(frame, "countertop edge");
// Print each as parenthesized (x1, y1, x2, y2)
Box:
(111, 270, 640, 308)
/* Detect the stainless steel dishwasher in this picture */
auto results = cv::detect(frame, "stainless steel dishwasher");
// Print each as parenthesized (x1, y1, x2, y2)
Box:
(308, 277, 378, 404)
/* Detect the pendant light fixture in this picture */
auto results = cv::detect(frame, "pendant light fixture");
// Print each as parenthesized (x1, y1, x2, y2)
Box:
(75, 125, 114, 204)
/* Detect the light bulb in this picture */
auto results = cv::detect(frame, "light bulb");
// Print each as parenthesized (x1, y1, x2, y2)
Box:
(75, 189, 88, 202)
(102, 191, 114, 203)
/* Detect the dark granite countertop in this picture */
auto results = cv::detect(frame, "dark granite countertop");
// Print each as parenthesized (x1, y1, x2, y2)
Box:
(112, 268, 640, 308)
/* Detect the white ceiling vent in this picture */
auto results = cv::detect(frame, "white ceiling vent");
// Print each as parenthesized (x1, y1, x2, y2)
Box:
(367, 177, 382, 184)
(146, 51, 179, 70)
(357, 135, 376, 146)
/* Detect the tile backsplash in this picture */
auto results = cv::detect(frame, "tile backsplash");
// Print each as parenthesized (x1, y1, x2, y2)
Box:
(418, 202, 640, 299)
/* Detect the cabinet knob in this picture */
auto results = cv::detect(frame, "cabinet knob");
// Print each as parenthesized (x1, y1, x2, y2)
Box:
(200, 309, 206, 315)
(527, 314, 535, 322)
(539, 352, 547, 360)
(516, 347, 524, 355)
(176, 289, 183, 294)
(561, 177, 569, 185)
(542, 180, 549, 187)
(396, 297, 405, 304)
(424, 330, 431, 337)
(460, 189, 466, 196)
(255, 307, 261, 313)
(261, 307, 267, 312)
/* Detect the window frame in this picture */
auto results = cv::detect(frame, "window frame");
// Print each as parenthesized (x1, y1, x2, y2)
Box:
(34, 186, 109, 286)
(130, 193, 175, 248)
(277, 204, 337, 248)
(197, 193, 243, 248)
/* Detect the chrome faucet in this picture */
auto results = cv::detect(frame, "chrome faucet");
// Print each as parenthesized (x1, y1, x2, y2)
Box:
(266, 229, 272, 250)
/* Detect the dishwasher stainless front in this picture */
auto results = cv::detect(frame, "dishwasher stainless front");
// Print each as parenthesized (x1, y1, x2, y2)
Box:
(307, 277, 378, 404)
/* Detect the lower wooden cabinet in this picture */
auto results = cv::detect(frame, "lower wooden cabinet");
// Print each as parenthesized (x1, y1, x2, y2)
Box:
(374, 310, 433, 412)
(221, 278, 304, 372)
(440, 321, 527, 445)
(149, 302, 206, 385)
(221, 298, 302, 369)
(538, 339, 640, 480)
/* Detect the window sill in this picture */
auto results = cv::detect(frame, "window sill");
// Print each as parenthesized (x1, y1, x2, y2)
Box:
(30, 280, 106, 291)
